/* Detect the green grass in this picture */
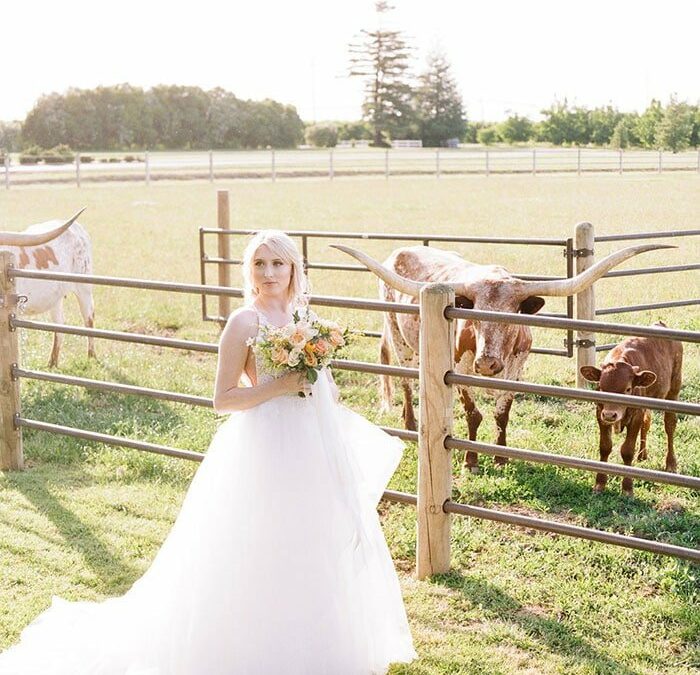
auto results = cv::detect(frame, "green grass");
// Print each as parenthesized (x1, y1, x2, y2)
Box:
(1, 174, 698, 673)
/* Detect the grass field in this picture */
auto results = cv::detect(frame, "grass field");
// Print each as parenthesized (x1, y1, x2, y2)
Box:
(1, 174, 699, 673)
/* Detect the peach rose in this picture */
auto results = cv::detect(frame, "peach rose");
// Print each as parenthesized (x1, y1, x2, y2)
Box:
(271, 346, 289, 365)
(314, 339, 330, 356)
(329, 330, 344, 347)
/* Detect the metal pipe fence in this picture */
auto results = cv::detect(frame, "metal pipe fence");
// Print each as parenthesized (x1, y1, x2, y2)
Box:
(3, 147, 700, 188)
(199, 227, 576, 357)
(1, 208, 698, 575)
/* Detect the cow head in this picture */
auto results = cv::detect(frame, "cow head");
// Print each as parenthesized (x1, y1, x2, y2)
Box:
(454, 279, 545, 375)
(332, 242, 674, 377)
(580, 363, 656, 424)
(0, 208, 85, 247)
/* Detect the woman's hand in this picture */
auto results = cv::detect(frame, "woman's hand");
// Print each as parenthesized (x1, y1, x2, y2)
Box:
(277, 371, 312, 397)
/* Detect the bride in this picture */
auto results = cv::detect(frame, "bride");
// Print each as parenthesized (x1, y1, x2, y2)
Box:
(0, 230, 417, 674)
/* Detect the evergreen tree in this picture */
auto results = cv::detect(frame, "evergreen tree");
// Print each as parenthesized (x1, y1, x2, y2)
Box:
(655, 97, 694, 152)
(348, 2, 416, 146)
(415, 49, 466, 146)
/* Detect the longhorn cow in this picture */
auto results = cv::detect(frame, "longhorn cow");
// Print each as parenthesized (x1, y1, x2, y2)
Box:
(333, 243, 670, 473)
(0, 210, 95, 367)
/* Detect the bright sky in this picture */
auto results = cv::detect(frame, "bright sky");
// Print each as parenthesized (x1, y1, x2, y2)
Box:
(3, 0, 698, 124)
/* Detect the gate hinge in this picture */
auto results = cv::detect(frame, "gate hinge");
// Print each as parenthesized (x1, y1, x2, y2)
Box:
(565, 247, 594, 258)
(565, 338, 596, 348)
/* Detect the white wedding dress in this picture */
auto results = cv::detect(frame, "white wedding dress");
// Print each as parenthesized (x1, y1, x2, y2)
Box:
(0, 306, 417, 674)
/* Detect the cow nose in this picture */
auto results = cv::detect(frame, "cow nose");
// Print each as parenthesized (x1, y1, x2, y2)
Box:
(474, 356, 504, 376)
(601, 410, 619, 423)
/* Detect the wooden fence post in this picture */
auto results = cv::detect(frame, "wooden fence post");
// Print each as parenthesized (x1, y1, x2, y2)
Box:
(575, 222, 596, 388)
(217, 190, 231, 326)
(0, 252, 23, 470)
(417, 283, 454, 579)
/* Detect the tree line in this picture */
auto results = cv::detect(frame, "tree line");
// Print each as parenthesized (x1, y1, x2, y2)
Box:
(1, 85, 305, 152)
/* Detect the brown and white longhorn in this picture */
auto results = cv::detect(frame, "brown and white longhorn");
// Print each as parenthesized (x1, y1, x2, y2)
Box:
(333, 242, 672, 473)
(0, 209, 96, 367)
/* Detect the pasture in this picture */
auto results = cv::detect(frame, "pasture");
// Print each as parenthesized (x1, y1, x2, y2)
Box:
(0, 174, 698, 673)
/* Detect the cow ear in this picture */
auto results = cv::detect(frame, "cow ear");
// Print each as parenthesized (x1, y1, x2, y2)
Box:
(520, 296, 545, 314)
(634, 370, 657, 388)
(580, 366, 602, 382)
(455, 296, 474, 309)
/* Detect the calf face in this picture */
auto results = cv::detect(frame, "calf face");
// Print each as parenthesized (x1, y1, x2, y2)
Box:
(580, 363, 657, 424)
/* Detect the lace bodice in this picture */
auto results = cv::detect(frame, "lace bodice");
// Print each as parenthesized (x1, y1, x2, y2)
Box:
(249, 305, 282, 386)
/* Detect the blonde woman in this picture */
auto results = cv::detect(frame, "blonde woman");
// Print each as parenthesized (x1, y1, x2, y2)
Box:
(0, 230, 417, 674)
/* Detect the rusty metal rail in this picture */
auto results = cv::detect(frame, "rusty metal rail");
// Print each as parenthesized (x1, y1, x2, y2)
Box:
(445, 437, 700, 490)
(445, 372, 700, 417)
(445, 306, 700, 343)
(442, 501, 700, 562)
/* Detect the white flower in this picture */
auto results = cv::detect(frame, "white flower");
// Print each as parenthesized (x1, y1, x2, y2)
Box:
(287, 349, 302, 367)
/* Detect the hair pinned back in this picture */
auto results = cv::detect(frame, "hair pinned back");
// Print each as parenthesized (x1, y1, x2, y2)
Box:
(242, 230, 309, 307)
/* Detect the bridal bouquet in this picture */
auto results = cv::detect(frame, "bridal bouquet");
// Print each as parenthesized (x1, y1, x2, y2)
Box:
(250, 310, 351, 390)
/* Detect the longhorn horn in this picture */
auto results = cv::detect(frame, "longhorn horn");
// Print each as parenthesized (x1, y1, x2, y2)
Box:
(331, 244, 453, 297)
(0, 207, 85, 247)
(518, 244, 676, 297)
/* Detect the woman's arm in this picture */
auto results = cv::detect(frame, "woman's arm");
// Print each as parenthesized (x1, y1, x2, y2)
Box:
(213, 308, 306, 413)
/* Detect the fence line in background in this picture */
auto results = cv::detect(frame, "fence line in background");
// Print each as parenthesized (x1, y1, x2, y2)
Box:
(3, 147, 700, 188)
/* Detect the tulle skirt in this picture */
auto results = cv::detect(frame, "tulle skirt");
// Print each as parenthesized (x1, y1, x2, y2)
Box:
(0, 374, 417, 674)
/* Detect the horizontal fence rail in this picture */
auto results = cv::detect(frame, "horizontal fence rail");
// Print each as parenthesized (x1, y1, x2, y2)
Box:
(446, 373, 700, 417)
(15, 418, 414, 508)
(445, 437, 700, 490)
(4, 148, 700, 188)
(442, 501, 700, 563)
(445, 307, 700, 343)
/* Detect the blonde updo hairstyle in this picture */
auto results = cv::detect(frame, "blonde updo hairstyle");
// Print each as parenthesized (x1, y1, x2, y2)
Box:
(242, 230, 308, 307)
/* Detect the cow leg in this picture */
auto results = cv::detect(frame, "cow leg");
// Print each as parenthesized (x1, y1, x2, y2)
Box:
(594, 408, 613, 493)
(493, 393, 513, 467)
(378, 323, 393, 413)
(637, 409, 651, 461)
(663, 411, 678, 473)
(620, 413, 643, 496)
(458, 386, 482, 474)
(48, 299, 65, 368)
(74, 285, 96, 359)
(386, 313, 418, 431)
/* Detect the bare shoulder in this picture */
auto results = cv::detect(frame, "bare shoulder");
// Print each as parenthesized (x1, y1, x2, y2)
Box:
(221, 307, 258, 345)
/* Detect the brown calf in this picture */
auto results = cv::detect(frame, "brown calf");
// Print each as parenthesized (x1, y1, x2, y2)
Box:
(580, 324, 683, 495)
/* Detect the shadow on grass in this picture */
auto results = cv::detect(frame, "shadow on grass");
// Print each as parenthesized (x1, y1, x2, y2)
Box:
(453, 449, 700, 552)
(4, 465, 143, 593)
(431, 570, 638, 675)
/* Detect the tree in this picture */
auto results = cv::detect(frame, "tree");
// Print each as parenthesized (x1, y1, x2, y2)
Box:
(588, 106, 623, 146)
(636, 99, 664, 149)
(538, 101, 591, 146)
(477, 126, 499, 145)
(305, 123, 338, 147)
(415, 49, 465, 146)
(0, 121, 22, 151)
(497, 114, 533, 144)
(337, 120, 372, 141)
(655, 97, 694, 152)
(348, 2, 416, 146)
